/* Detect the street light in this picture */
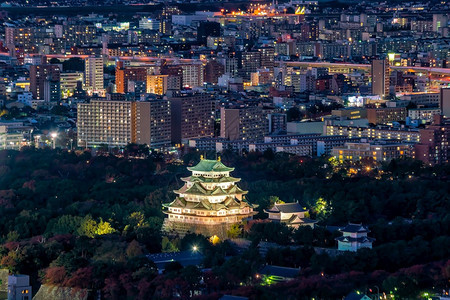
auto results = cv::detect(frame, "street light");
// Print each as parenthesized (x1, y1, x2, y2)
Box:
(192, 245, 198, 252)
(35, 135, 41, 149)
(370, 286, 380, 300)
(51, 132, 57, 149)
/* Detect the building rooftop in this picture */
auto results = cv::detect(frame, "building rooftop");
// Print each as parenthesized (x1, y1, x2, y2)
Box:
(339, 223, 370, 233)
(147, 251, 204, 270)
(174, 182, 247, 196)
(181, 175, 241, 183)
(335, 236, 375, 243)
(344, 292, 371, 300)
(187, 158, 235, 173)
(265, 202, 307, 214)
(219, 296, 249, 300)
(259, 265, 300, 279)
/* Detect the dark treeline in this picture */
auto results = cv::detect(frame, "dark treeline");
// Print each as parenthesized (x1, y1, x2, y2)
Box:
(0, 147, 448, 299)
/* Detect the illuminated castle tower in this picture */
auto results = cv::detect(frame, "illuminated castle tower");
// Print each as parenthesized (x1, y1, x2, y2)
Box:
(162, 157, 257, 238)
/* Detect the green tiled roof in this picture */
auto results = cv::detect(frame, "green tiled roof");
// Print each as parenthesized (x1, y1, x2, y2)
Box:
(181, 176, 240, 183)
(163, 197, 187, 208)
(185, 182, 208, 195)
(188, 159, 234, 172)
(174, 183, 247, 196)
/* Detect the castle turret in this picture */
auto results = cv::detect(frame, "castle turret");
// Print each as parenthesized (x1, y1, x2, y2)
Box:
(162, 158, 257, 238)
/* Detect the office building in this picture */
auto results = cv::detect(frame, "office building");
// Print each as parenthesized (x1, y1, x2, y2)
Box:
(268, 113, 287, 134)
(408, 108, 441, 122)
(77, 99, 134, 148)
(398, 92, 440, 107)
(60, 72, 83, 98)
(238, 51, 261, 80)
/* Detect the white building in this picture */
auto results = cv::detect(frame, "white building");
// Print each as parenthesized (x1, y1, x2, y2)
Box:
(264, 202, 316, 228)
(7, 274, 32, 300)
(181, 63, 204, 88)
(84, 56, 104, 93)
(139, 18, 160, 30)
(335, 223, 375, 252)
(408, 108, 441, 122)
(17, 92, 33, 106)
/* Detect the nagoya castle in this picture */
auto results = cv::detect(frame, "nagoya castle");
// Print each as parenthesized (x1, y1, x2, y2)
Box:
(162, 156, 257, 239)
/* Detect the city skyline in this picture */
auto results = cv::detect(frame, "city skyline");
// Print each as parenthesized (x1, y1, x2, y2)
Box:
(0, 0, 448, 299)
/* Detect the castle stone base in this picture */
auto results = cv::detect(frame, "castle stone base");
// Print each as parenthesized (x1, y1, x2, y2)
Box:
(162, 219, 233, 240)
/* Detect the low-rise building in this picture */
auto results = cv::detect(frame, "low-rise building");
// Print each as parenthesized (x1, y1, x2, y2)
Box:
(264, 202, 316, 228)
(367, 107, 407, 125)
(257, 265, 300, 285)
(332, 107, 367, 120)
(324, 122, 421, 143)
(408, 108, 441, 122)
(7, 274, 32, 300)
(335, 223, 375, 252)
(332, 140, 413, 162)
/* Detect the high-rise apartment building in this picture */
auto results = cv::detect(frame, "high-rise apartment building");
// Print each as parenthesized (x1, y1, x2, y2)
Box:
(135, 99, 171, 148)
(30, 64, 61, 101)
(5, 27, 34, 53)
(77, 99, 172, 148)
(371, 59, 390, 99)
(220, 106, 269, 141)
(415, 115, 450, 165)
(115, 61, 147, 94)
(147, 75, 168, 95)
(85, 56, 104, 92)
(237, 51, 261, 80)
(180, 63, 204, 88)
(204, 60, 225, 84)
(433, 14, 448, 33)
(440, 87, 450, 118)
(77, 99, 134, 148)
(197, 21, 221, 44)
(168, 92, 215, 145)
(257, 47, 275, 69)
(159, 6, 181, 35)
(161, 64, 183, 90)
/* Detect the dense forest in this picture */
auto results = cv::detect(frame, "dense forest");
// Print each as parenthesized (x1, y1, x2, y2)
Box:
(0, 147, 449, 299)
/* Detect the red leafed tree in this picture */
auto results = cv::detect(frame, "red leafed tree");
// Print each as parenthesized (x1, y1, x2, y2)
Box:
(137, 278, 152, 300)
(103, 276, 122, 300)
(65, 267, 93, 288)
(44, 266, 67, 285)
